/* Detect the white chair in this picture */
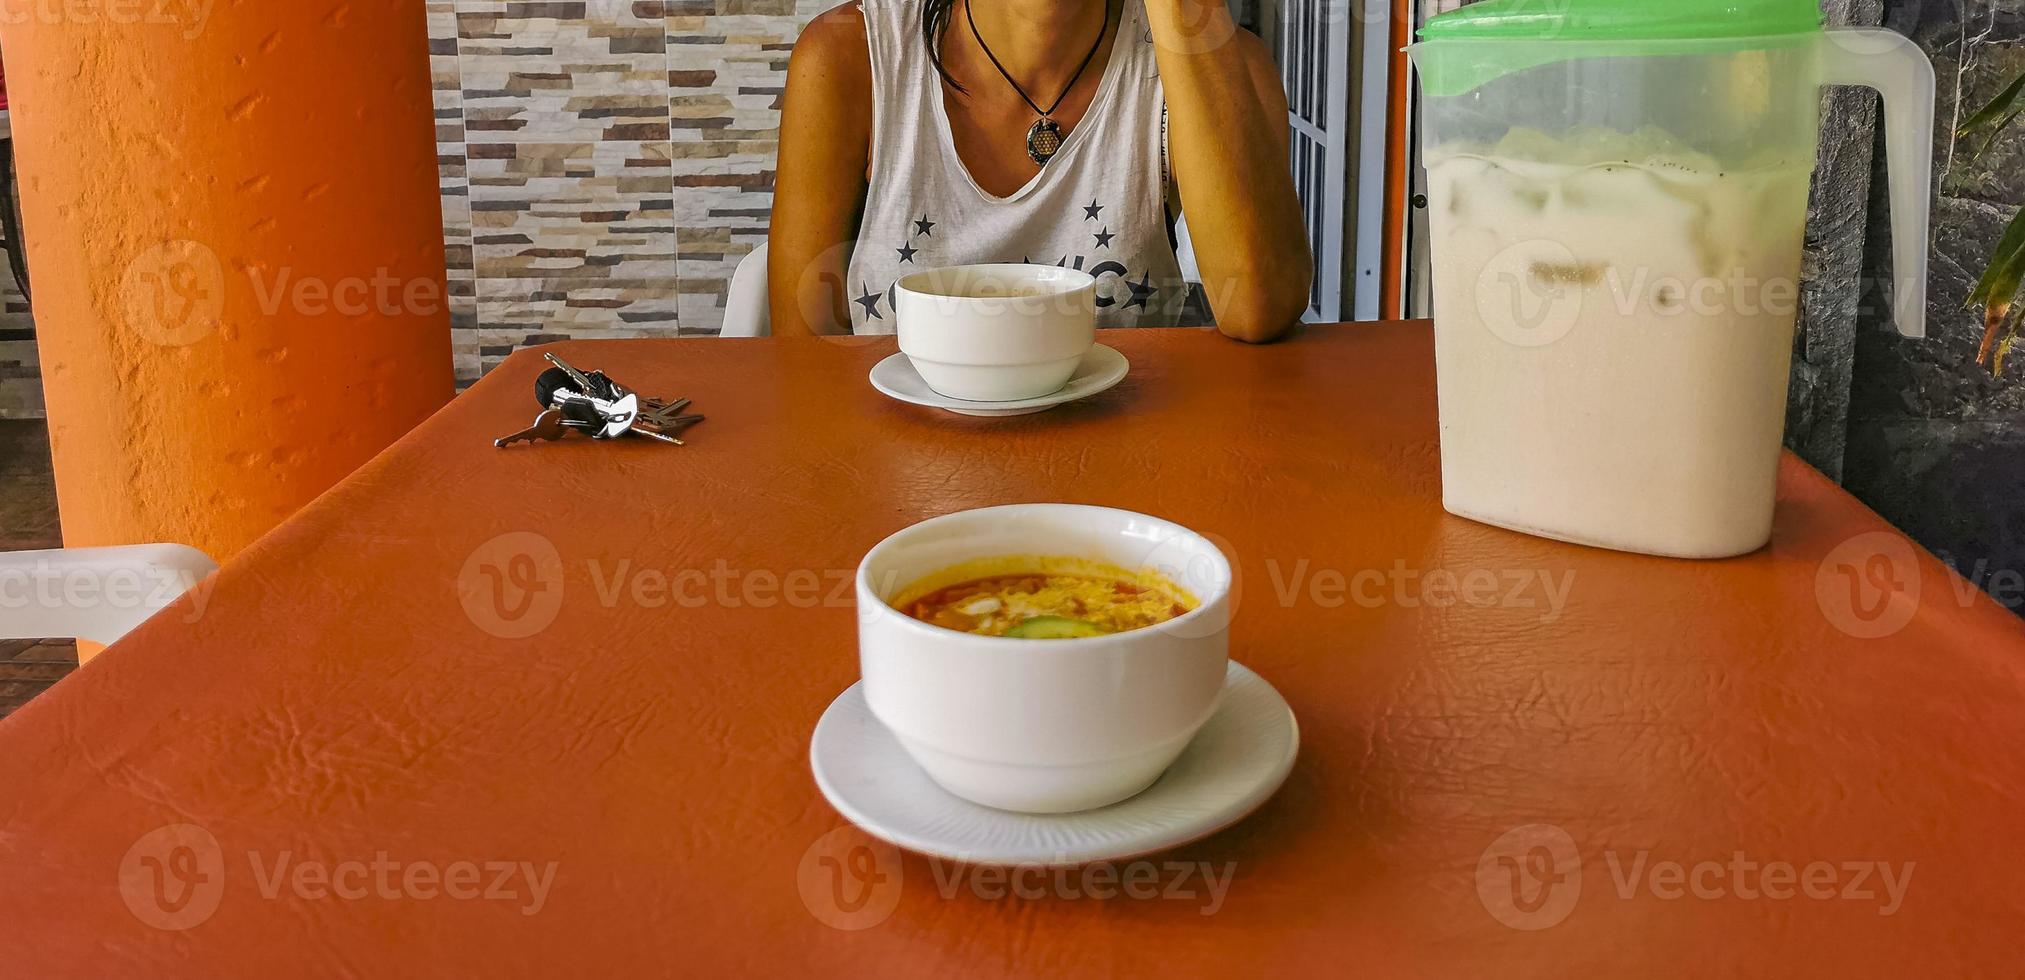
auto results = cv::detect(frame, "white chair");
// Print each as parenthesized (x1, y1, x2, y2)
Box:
(1174, 212, 1200, 282)
(0, 544, 218, 646)
(721, 241, 771, 338)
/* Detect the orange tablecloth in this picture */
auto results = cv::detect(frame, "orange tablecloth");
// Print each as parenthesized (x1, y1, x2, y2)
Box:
(5, 323, 2022, 977)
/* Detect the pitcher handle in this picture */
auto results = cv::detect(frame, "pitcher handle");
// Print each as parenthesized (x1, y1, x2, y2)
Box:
(1817, 27, 1936, 339)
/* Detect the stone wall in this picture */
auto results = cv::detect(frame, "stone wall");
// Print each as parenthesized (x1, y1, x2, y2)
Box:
(0, 119, 36, 417)
(0, 234, 32, 417)
(1787, 0, 1883, 478)
(429, 0, 829, 385)
(1842, 0, 2025, 611)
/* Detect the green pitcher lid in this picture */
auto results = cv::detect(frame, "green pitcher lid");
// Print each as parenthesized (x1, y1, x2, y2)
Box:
(1417, 0, 1824, 42)
(1413, 0, 1826, 96)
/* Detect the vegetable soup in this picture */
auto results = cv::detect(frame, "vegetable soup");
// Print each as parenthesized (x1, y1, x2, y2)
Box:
(895, 557, 1197, 638)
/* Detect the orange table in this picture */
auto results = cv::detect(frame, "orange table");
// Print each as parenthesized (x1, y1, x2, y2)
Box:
(4, 323, 2023, 977)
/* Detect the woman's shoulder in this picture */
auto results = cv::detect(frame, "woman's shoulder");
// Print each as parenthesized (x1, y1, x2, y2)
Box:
(799, 0, 933, 59)
(787, 1, 878, 121)
(795, 2, 872, 74)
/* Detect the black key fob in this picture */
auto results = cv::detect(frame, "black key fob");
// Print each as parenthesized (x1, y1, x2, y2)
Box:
(535, 367, 579, 408)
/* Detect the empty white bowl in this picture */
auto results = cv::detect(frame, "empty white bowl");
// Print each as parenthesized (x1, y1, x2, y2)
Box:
(855, 504, 1233, 814)
(895, 264, 1097, 402)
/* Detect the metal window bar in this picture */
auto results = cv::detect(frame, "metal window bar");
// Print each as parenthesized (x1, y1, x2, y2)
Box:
(1275, 0, 1351, 321)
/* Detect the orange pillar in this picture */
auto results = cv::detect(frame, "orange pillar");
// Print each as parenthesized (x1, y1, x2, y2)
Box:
(0, 3, 453, 571)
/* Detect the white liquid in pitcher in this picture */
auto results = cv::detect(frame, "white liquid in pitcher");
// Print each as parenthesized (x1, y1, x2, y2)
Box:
(1425, 129, 1812, 558)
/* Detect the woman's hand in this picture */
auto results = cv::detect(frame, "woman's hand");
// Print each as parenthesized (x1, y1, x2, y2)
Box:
(1141, 0, 1312, 342)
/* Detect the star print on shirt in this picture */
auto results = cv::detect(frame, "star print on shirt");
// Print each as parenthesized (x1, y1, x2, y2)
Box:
(1083, 200, 1104, 221)
(914, 214, 935, 237)
(1124, 271, 1158, 310)
(855, 282, 884, 320)
(1093, 227, 1115, 249)
(896, 242, 918, 264)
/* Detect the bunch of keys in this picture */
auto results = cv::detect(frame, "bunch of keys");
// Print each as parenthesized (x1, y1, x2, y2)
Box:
(495, 353, 705, 448)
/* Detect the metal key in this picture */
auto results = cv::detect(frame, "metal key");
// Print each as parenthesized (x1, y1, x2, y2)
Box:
(543, 353, 598, 396)
(639, 398, 692, 428)
(642, 413, 704, 430)
(643, 396, 689, 417)
(630, 424, 683, 446)
(631, 412, 704, 445)
(494, 409, 571, 448)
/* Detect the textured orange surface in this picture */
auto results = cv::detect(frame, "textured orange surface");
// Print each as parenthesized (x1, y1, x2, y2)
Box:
(0, 2, 452, 570)
(2, 325, 2023, 976)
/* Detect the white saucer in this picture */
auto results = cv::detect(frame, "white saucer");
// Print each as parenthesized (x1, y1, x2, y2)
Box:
(810, 661, 1298, 866)
(869, 344, 1130, 417)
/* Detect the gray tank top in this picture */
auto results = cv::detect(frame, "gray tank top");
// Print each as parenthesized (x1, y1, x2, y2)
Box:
(845, 0, 1190, 334)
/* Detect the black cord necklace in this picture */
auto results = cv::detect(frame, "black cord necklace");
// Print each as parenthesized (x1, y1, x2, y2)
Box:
(965, 0, 1110, 166)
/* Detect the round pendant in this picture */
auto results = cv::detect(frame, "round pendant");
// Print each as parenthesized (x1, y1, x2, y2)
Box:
(1026, 118, 1064, 166)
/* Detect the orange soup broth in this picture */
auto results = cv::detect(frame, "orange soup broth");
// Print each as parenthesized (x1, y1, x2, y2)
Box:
(893, 556, 1198, 637)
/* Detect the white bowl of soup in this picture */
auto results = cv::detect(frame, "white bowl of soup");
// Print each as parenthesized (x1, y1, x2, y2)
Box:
(855, 504, 1232, 814)
(895, 264, 1096, 402)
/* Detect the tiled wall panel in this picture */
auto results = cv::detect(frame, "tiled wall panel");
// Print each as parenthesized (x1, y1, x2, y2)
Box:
(667, 12, 798, 141)
(429, 0, 481, 382)
(436, 0, 824, 382)
(2, 113, 38, 418)
(0, 252, 34, 418)
(671, 139, 776, 332)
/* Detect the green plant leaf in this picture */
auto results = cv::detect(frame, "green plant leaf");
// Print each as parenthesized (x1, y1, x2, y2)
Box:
(1979, 106, 2025, 160)
(1957, 71, 2025, 160)
(1971, 210, 2025, 374)
(1998, 291, 2025, 376)
(1977, 279, 2025, 377)
(1960, 71, 2025, 374)
(1970, 207, 2025, 310)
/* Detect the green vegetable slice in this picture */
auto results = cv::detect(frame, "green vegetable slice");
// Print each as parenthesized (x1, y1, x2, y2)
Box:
(1004, 616, 1112, 639)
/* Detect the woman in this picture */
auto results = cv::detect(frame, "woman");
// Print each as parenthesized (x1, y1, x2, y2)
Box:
(770, 0, 1311, 342)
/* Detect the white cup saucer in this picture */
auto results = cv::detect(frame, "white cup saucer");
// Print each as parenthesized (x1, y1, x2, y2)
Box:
(869, 344, 1130, 417)
(809, 661, 1299, 866)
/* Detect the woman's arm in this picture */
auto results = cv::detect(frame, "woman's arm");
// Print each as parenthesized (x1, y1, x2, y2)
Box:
(1143, 0, 1312, 342)
(770, 5, 875, 337)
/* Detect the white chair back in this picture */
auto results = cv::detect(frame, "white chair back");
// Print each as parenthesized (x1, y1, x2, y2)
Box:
(720, 242, 771, 338)
(0, 545, 219, 646)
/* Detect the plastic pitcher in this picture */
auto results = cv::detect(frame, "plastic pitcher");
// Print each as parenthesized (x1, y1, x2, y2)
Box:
(1409, 0, 1934, 559)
